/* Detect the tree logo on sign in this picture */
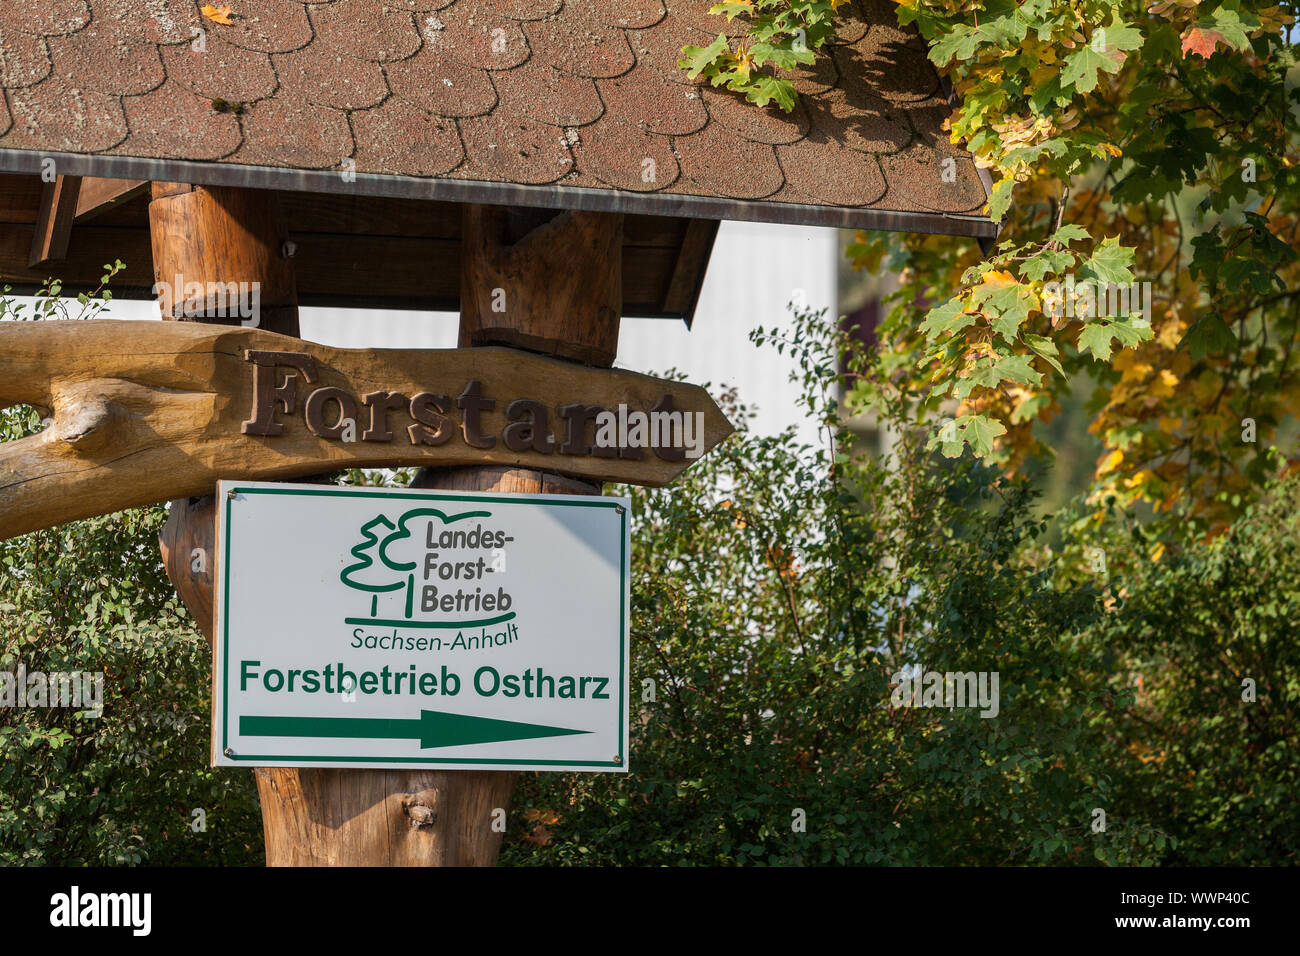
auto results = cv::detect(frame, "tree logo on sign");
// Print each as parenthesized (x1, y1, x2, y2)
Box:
(339, 507, 507, 629)
(339, 515, 406, 619)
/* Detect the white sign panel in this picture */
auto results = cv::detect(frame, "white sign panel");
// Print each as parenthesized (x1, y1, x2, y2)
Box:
(212, 480, 630, 772)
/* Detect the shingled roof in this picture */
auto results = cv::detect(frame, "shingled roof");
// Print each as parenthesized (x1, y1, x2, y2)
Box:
(0, 0, 994, 238)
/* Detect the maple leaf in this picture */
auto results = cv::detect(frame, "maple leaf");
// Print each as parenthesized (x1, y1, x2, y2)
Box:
(201, 3, 234, 25)
(679, 34, 729, 79)
(1180, 28, 1223, 58)
(931, 414, 1007, 458)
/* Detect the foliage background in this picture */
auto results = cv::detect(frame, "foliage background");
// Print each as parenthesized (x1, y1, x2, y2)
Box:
(0, 401, 263, 866)
(845, 0, 1300, 538)
(500, 307, 1298, 865)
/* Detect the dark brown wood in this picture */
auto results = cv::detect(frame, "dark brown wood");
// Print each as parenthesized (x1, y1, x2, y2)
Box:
(661, 218, 720, 320)
(0, 219, 681, 317)
(1, 222, 154, 289)
(28, 175, 82, 268)
(148, 182, 300, 335)
(74, 178, 149, 223)
(459, 205, 623, 366)
(158, 495, 217, 645)
(0, 173, 43, 223)
(0, 176, 702, 319)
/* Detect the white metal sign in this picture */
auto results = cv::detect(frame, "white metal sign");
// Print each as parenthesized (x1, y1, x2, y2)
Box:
(212, 480, 630, 772)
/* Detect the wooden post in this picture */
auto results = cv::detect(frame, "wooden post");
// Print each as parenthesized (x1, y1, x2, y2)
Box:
(152, 182, 299, 642)
(254, 465, 600, 866)
(148, 182, 299, 335)
(153, 194, 624, 866)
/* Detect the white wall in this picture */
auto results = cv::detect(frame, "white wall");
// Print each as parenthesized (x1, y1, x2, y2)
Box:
(616, 220, 836, 447)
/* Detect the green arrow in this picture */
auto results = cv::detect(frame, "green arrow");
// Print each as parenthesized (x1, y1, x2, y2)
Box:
(240, 710, 590, 749)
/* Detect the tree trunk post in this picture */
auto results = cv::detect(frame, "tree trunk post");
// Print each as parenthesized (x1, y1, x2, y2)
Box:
(153, 193, 624, 866)
(153, 180, 299, 649)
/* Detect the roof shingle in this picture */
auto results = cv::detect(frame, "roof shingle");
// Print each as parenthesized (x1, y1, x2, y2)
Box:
(0, 0, 994, 236)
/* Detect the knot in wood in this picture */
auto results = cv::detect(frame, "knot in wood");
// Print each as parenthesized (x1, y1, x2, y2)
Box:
(404, 801, 436, 829)
(54, 397, 117, 452)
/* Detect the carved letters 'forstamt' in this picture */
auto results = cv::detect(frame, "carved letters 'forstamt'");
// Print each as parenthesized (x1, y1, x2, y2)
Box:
(0, 320, 733, 541)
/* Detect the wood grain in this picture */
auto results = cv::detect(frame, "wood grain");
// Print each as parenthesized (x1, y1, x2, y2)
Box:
(0, 320, 731, 540)
(0, 176, 703, 319)
(460, 205, 623, 366)
(148, 182, 300, 335)
(28, 175, 81, 268)
(75, 179, 149, 223)
(661, 218, 720, 319)
(159, 495, 218, 645)
(153, 180, 304, 647)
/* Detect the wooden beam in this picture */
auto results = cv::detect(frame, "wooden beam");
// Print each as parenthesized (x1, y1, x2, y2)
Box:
(157, 494, 218, 645)
(147, 180, 302, 654)
(148, 182, 300, 335)
(0, 173, 45, 224)
(28, 175, 82, 268)
(0, 320, 731, 541)
(74, 178, 149, 223)
(660, 218, 720, 322)
(2, 223, 154, 291)
(0, 197, 704, 319)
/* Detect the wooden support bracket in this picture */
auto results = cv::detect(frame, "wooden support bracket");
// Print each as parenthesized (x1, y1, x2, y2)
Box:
(460, 205, 623, 366)
(74, 178, 149, 223)
(29, 175, 81, 268)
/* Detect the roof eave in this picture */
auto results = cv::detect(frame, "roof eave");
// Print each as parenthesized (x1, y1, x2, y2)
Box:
(0, 148, 1000, 241)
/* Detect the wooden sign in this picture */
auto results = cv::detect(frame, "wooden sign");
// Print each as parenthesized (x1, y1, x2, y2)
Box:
(0, 320, 733, 541)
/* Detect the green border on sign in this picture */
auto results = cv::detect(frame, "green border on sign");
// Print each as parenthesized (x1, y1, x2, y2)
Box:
(219, 485, 629, 769)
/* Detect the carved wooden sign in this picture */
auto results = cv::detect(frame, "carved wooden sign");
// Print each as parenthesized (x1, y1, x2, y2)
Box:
(0, 320, 733, 541)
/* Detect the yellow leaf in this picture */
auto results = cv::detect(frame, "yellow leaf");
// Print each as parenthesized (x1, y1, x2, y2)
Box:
(979, 269, 1018, 291)
(1126, 469, 1157, 491)
(732, 44, 753, 81)
(201, 3, 233, 25)
(1148, 368, 1179, 398)
(1098, 448, 1123, 475)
